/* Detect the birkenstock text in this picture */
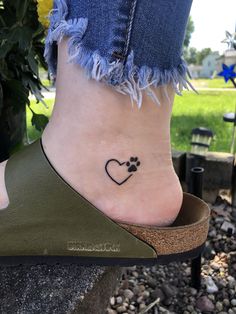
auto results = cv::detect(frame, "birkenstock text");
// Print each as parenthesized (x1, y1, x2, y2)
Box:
(67, 241, 121, 252)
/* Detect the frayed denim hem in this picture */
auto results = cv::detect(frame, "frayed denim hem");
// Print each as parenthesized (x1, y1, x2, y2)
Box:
(44, 0, 196, 108)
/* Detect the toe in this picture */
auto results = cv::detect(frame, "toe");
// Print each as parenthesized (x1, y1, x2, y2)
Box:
(0, 160, 9, 210)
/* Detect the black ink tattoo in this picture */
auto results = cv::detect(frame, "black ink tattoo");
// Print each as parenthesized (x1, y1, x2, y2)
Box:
(126, 157, 141, 172)
(105, 156, 141, 185)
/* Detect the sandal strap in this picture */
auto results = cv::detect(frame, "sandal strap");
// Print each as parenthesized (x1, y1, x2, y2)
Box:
(2, 139, 157, 259)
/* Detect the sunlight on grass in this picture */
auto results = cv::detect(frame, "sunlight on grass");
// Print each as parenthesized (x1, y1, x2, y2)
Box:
(27, 98, 54, 142)
(41, 79, 52, 87)
(171, 90, 236, 152)
(190, 78, 232, 89)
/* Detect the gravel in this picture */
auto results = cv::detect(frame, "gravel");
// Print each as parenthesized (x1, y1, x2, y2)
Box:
(106, 193, 236, 313)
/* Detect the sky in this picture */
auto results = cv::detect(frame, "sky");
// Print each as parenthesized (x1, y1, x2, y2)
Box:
(189, 0, 236, 53)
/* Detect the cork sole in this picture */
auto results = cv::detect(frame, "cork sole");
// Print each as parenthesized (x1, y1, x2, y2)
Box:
(118, 192, 210, 256)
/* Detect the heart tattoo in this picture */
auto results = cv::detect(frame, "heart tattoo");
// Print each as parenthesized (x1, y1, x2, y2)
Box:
(105, 157, 141, 185)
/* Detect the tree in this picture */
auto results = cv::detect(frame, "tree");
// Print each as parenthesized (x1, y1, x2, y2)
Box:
(184, 47, 213, 65)
(196, 48, 212, 65)
(0, 0, 48, 161)
(184, 16, 195, 48)
(183, 16, 196, 63)
(184, 47, 198, 65)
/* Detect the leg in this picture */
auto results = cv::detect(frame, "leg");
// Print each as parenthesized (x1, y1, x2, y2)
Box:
(0, 0, 193, 227)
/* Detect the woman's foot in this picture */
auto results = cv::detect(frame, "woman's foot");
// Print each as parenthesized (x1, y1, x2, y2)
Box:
(0, 38, 183, 227)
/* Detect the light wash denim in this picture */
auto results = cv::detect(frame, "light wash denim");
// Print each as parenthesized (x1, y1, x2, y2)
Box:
(44, 0, 194, 107)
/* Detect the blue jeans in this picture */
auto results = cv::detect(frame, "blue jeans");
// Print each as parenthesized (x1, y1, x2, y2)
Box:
(45, 0, 193, 107)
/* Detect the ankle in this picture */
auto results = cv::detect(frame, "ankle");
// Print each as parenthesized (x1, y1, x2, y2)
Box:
(41, 78, 175, 199)
(41, 80, 182, 227)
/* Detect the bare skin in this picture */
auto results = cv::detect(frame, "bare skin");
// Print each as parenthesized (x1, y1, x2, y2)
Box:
(0, 38, 183, 227)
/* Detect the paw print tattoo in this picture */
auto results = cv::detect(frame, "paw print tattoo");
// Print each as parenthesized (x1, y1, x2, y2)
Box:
(105, 156, 141, 185)
(126, 157, 141, 173)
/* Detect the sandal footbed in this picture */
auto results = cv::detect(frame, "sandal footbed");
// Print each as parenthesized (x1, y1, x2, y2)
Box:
(119, 193, 210, 255)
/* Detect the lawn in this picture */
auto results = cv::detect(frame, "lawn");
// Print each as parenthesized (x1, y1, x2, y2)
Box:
(41, 79, 52, 87)
(28, 90, 236, 153)
(190, 78, 233, 89)
(171, 90, 236, 153)
(27, 98, 54, 142)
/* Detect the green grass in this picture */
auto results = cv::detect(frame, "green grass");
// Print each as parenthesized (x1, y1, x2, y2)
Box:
(27, 98, 54, 142)
(41, 79, 52, 87)
(28, 90, 236, 153)
(190, 78, 233, 89)
(171, 90, 236, 152)
(39, 67, 52, 88)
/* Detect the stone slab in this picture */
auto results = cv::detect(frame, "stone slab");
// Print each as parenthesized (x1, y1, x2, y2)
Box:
(231, 163, 236, 207)
(202, 188, 220, 204)
(181, 180, 219, 203)
(76, 266, 123, 314)
(0, 264, 122, 314)
(185, 152, 234, 190)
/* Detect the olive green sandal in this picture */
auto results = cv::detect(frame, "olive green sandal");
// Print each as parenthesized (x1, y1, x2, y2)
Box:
(0, 139, 210, 266)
